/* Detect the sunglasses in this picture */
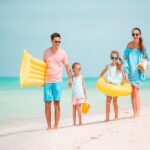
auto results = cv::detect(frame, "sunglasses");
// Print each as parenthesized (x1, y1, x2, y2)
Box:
(111, 56, 118, 60)
(132, 33, 139, 37)
(54, 41, 61, 43)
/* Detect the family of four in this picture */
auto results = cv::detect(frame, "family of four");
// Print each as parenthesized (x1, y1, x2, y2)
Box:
(43, 28, 150, 130)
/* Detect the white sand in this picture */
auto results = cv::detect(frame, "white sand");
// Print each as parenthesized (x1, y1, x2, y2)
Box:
(0, 108, 150, 150)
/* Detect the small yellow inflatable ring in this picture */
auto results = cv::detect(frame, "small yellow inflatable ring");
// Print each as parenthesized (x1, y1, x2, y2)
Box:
(20, 50, 46, 87)
(96, 77, 132, 97)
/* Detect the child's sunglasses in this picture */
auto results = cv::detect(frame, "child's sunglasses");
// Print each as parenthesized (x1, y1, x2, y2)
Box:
(111, 56, 118, 60)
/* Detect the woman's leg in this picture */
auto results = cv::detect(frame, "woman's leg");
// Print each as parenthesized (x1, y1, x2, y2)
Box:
(106, 96, 112, 121)
(76, 104, 82, 125)
(131, 85, 140, 117)
(134, 86, 140, 116)
(113, 97, 118, 120)
(131, 85, 136, 116)
(73, 105, 76, 125)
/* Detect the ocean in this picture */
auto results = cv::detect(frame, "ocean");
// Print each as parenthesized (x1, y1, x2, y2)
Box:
(0, 77, 150, 133)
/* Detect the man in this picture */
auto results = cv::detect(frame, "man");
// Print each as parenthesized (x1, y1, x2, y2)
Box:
(43, 33, 72, 130)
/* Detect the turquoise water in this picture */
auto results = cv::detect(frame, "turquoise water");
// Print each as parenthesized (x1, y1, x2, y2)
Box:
(0, 77, 150, 132)
(1, 77, 150, 90)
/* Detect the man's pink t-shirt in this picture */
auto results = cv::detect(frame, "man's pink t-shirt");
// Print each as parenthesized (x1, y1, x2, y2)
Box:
(43, 48, 68, 83)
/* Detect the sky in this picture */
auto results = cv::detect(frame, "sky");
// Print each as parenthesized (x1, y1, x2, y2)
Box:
(0, 0, 150, 77)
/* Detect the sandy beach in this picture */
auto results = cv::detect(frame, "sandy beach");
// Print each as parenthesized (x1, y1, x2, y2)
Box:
(1, 0, 150, 150)
(0, 107, 150, 150)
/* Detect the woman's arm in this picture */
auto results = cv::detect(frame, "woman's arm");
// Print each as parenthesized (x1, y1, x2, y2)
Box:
(99, 65, 108, 78)
(144, 48, 150, 66)
(123, 48, 130, 75)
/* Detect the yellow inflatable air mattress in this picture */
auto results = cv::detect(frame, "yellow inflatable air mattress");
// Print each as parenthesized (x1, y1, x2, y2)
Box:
(20, 50, 46, 87)
(96, 77, 132, 97)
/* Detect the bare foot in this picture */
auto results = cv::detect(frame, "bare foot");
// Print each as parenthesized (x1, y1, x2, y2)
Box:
(130, 115, 136, 119)
(104, 119, 109, 122)
(47, 126, 51, 131)
(114, 118, 118, 121)
(136, 113, 140, 117)
(79, 122, 83, 126)
(130, 114, 139, 119)
(53, 125, 58, 129)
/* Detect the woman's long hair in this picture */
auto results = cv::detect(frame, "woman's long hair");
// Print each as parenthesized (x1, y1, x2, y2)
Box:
(111, 51, 123, 71)
(132, 27, 144, 53)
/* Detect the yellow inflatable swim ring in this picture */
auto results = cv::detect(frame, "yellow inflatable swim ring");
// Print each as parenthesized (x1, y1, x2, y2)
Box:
(96, 77, 132, 97)
(20, 50, 46, 87)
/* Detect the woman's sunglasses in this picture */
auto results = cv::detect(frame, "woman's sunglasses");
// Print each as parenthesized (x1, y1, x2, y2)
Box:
(111, 56, 118, 60)
(132, 33, 139, 37)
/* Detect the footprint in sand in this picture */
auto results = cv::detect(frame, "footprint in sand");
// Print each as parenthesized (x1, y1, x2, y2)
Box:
(91, 134, 102, 140)
(76, 146, 80, 149)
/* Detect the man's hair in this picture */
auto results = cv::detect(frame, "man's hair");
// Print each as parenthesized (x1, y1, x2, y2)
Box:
(51, 33, 61, 40)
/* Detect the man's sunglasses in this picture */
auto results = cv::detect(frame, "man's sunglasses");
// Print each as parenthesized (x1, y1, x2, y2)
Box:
(54, 41, 61, 43)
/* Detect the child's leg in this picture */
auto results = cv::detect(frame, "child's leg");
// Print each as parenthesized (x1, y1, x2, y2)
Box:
(73, 105, 76, 125)
(76, 104, 82, 125)
(106, 96, 112, 121)
(113, 97, 118, 120)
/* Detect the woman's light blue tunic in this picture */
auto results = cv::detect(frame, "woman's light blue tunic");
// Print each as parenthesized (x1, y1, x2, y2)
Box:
(123, 48, 150, 86)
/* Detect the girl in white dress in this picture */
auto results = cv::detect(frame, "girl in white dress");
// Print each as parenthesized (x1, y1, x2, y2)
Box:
(99, 51, 126, 122)
(71, 62, 87, 125)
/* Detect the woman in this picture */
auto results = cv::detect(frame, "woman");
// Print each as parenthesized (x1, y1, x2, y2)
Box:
(123, 27, 150, 118)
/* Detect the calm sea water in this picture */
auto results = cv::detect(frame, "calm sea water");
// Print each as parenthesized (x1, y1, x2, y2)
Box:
(0, 77, 150, 132)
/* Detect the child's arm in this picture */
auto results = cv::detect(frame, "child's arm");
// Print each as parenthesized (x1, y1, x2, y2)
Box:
(81, 76, 87, 100)
(98, 65, 108, 78)
(120, 67, 129, 81)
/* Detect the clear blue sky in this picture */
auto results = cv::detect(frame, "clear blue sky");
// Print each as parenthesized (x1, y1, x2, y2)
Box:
(0, 0, 150, 77)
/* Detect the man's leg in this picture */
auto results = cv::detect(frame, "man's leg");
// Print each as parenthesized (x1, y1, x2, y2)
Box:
(53, 101, 60, 129)
(45, 102, 52, 130)
(52, 82, 62, 129)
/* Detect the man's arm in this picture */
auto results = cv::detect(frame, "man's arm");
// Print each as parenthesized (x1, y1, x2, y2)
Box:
(65, 64, 72, 87)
